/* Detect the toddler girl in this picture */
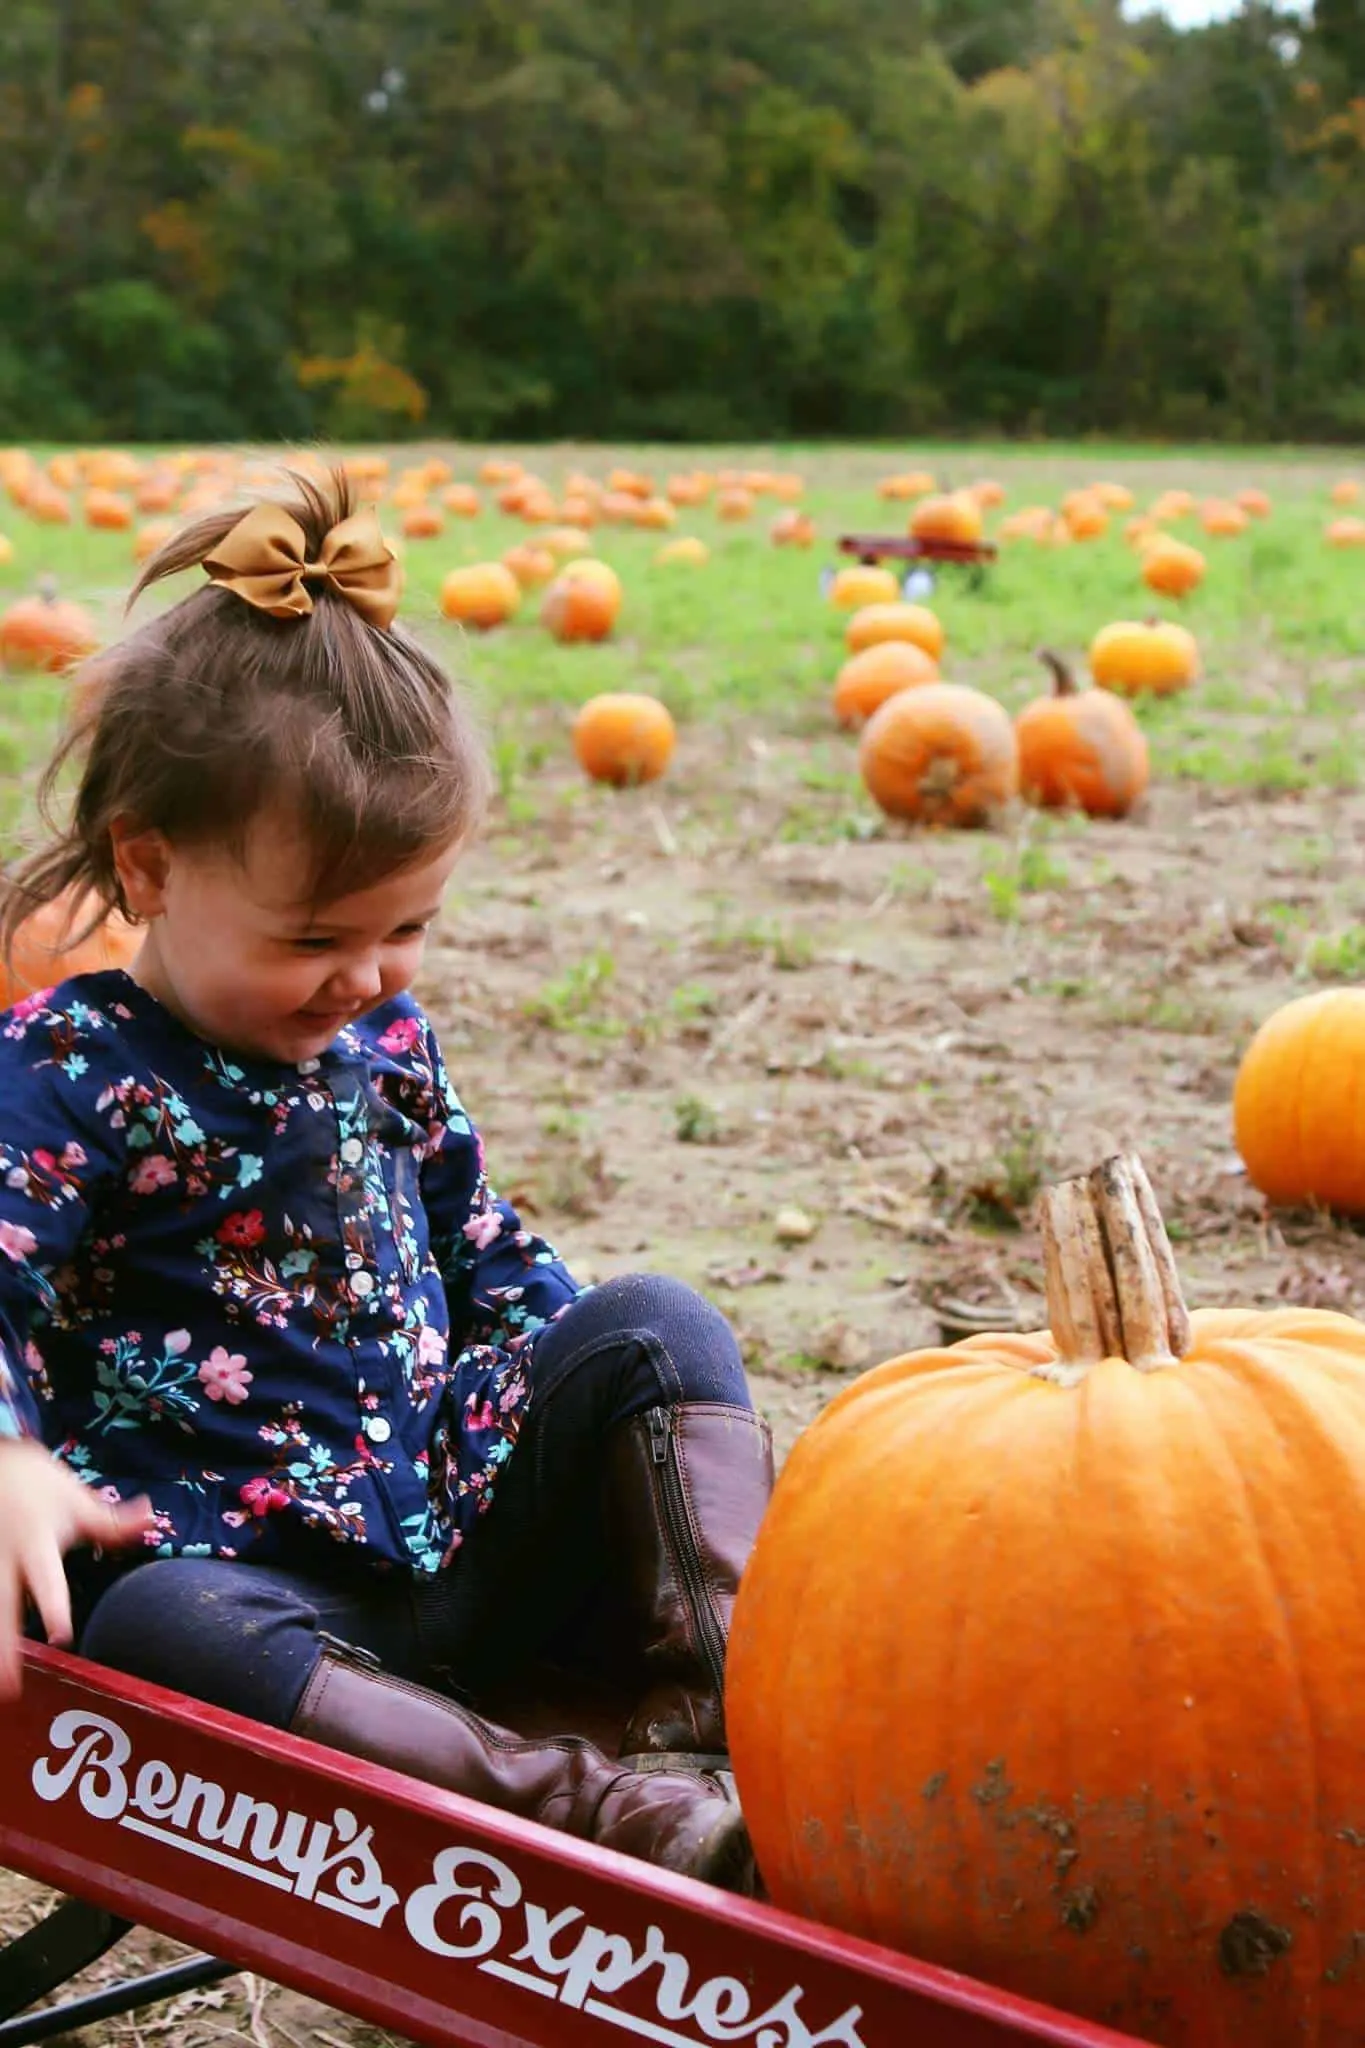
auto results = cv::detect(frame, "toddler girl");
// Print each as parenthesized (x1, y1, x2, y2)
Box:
(0, 471, 772, 1893)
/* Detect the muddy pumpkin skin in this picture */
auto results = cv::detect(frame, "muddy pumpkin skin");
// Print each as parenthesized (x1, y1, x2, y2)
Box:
(858, 682, 1018, 825)
(728, 1155, 1365, 2048)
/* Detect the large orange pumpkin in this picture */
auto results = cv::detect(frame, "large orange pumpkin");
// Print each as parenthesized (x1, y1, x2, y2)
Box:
(858, 682, 1017, 826)
(845, 602, 944, 661)
(1090, 618, 1198, 697)
(729, 1151, 1365, 2048)
(1, 889, 141, 1007)
(1326, 518, 1365, 548)
(572, 693, 675, 786)
(832, 641, 938, 729)
(542, 560, 622, 642)
(1233, 989, 1365, 1214)
(1015, 652, 1149, 818)
(1329, 479, 1360, 506)
(0, 589, 99, 673)
(438, 563, 521, 630)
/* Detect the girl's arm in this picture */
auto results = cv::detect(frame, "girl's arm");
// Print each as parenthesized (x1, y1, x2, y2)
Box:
(0, 1017, 155, 1692)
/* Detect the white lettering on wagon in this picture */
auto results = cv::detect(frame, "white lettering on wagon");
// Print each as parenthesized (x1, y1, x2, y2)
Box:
(31, 1711, 399, 1926)
(32, 1712, 869, 2048)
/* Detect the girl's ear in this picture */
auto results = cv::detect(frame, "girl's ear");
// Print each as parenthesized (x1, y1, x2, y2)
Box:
(109, 820, 173, 920)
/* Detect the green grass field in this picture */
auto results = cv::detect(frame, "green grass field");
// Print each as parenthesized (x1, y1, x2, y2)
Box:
(3, 436, 1365, 2043)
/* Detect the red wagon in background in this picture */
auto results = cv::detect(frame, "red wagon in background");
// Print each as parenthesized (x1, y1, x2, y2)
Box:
(0, 1644, 1148, 2048)
(834, 532, 999, 596)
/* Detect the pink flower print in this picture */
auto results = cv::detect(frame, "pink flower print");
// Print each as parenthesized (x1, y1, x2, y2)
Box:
(463, 1207, 502, 1252)
(378, 1016, 421, 1055)
(466, 1399, 496, 1430)
(417, 1324, 447, 1366)
(217, 1209, 266, 1248)
(130, 1154, 177, 1195)
(239, 1476, 290, 1518)
(30, 1150, 56, 1174)
(164, 1330, 192, 1356)
(61, 1143, 87, 1168)
(0, 1220, 37, 1263)
(9, 989, 52, 1023)
(198, 1347, 254, 1404)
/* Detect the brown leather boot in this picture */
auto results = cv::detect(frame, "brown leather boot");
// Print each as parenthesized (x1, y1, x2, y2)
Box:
(603, 1403, 774, 1763)
(291, 1643, 755, 1893)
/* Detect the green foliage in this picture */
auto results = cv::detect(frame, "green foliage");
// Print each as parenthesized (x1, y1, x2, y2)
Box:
(0, 0, 1358, 440)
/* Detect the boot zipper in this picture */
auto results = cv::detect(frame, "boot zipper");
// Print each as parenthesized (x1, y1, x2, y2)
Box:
(646, 1405, 727, 1702)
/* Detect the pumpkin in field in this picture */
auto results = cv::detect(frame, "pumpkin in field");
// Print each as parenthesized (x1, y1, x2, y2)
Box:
(1141, 536, 1206, 598)
(1233, 989, 1365, 1214)
(1, 889, 141, 1008)
(0, 588, 99, 673)
(0, 535, 13, 566)
(401, 503, 445, 539)
(716, 487, 754, 522)
(1093, 481, 1135, 510)
(829, 564, 900, 611)
(1200, 497, 1248, 537)
(1063, 493, 1108, 541)
(832, 641, 938, 729)
(542, 560, 621, 642)
(438, 562, 521, 630)
(844, 602, 944, 662)
(502, 544, 557, 589)
(1015, 652, 1149, 819)
(909, 492, 984, 546)
(133, 518, 177, 564)
(1237, 487, 1271, 518)
(771, 510, 816, 547)
(572, 693, 675, 786)
(729, 1149, 1365, 2048)
(1330, 479, 1360, 506)
(84, 488, 134, 531)
(1150, 487, 1195, 521)
(879, 470, 937, 501)
(655, 536, 709, 566)
(858, 682, 1017, 826)
(1326, 518, 1365, 548)
(441, 484, 481, 517)
(1090, 618, 1198, 697)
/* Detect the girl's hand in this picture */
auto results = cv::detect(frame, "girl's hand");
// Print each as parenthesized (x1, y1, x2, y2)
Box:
(0, 1438, 154, 1700)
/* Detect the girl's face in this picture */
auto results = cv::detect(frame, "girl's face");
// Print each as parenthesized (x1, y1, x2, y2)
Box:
(111, 810, 462, 1063)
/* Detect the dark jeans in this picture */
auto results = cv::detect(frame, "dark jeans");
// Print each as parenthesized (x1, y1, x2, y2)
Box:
(78, 1273, 749, 1729)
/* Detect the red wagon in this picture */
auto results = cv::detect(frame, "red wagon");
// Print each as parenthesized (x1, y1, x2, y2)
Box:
(0, 1644, 1147, 2048)
(833, 532, 999, 596)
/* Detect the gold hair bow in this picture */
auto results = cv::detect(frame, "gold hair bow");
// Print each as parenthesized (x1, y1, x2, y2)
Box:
(203, 504, 402, 630)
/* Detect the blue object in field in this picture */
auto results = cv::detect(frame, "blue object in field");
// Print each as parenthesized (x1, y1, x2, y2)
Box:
(903, 566, 935, 600)
(818, 565, 834, 597)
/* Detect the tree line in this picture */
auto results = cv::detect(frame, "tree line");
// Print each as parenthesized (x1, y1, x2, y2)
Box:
(0, 0, 1362, 445)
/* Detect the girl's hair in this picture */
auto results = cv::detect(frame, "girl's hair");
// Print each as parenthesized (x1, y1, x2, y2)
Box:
(1, 465, 490, 951)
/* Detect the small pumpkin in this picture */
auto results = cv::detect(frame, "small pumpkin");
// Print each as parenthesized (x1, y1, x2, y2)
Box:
(1234, 989, 1365, 1214)
(909, 492, 984, 546)
(844, 602, 944, 662)
(1200, 497, 1248, 537)
(438, 562, 521, 631)
(1330, 479, 1360, 506)
(132, 518, 177, 564)
(858, 682, 1017, 827)
(441, 484, 481, 517)
(715, 488, 754, 522)
(1326, 517, 1365, 548)
(1236, 487, 1271, 518)
(771, 510, 815, 547)
(1149, 488, 1195, 521)
(1090, 618, 1198, 697)
(0, 586, 99, 673)
(878, 470, 937, 501)
(1141, 537, 1206, 599)
(728, 1150, 1365, 2048)
(833, 641, 938, 729)
(1, 889, 141, 1008)
(572, 693, 675, 786)
(1093, 481, 1135, 510)
(542, 563, 621, 642)
(401, 503, 444, 539)
(1015, 651, 1149, 819)
(655, 536, 709, 566)
(84, 488, 134, 531)
(1063, 493, 1109, 541)
(502, 544, 557, 589)
(829, 565, 900, 611)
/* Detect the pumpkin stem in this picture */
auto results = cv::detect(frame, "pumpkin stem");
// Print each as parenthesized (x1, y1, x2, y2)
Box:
(1036, 1153, 1190, 1383)
(1037, 648, 1077, 697)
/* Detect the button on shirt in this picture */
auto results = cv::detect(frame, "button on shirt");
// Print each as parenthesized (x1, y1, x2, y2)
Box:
(0, 974, 583, 1575)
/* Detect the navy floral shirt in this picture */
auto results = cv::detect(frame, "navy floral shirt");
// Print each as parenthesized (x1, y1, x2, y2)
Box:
(0, 972, 582, 1575)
